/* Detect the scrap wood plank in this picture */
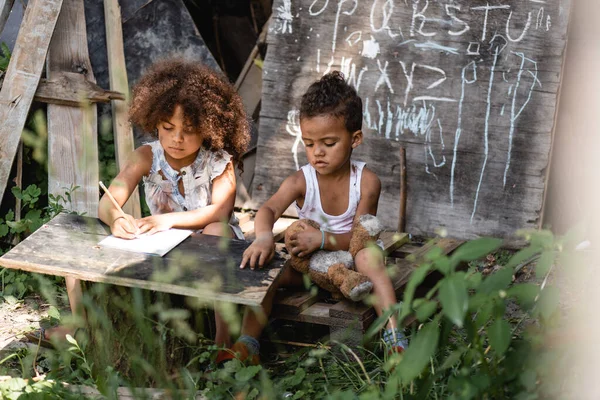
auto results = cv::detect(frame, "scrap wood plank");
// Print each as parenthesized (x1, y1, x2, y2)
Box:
(47, 0, 99, 217)
(0, 0, 14, 34)
(0, 0, 63, 204)
(391, 237, 465, 293)
(0, 214, 284, 306)
(34, 71, 125, 106)
(103, 0, 140, 218)
(271, 302, 374, 330)
(380, 231, 409, 255)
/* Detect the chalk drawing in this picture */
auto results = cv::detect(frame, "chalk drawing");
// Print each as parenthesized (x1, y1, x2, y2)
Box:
(362, 35, 380, 59)
(309, 0, 328, 15)
(426, 119, 446, 173)
(317, 49, 321, 72)
(411, 0, 437, 37)
(546, 15, 551, 31)
(370, 0, 395, 33)
(471, 4, 511, 42)
(340, 57, 368, 91)
(414, 41, 459, 55)
(375, 59, 394, 93)
(450, 60, 477, 206)
(446, 4, 470, 36)
(467, 42, 481, 55)
(471, 35, 507, 223)
(504, 51, 540, 186)
(421, 65, 447, 89)
(395, 103, 436, 139)
(276, 0, 294, 34)
(332, 0, 359, 54)
(506, 10, 532, 42)
(346, 30, 362, 46)
(536, 7, 545, 29)
(286, 109, 303, 170)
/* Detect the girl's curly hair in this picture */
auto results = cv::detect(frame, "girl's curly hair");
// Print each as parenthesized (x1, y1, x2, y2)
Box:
(129, 58, 250, 166)
(299, 71, 362, 132)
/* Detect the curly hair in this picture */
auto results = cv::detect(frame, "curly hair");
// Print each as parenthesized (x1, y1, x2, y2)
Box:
(299, 71, 363, 132)
(129, 58, 250, 165)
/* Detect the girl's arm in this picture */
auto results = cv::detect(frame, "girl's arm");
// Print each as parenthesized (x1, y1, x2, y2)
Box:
(98, 145, 153, 239)
(136, 161, 236, 234)
(240, 170, 306, 269)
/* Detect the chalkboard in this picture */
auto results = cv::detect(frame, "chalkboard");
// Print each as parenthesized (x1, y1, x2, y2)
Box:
(254, 0, 572, 239)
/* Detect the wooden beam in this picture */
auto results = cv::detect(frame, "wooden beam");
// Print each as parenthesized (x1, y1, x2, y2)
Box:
(0, 0, 63, 205)
(47, 0, 99, 217)
(0, 0, 14, 35)
(103, 0, 140, 218)
(34, 71, 125, 106)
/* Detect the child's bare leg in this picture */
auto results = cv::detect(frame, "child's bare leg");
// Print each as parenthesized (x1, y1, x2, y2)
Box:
(42, 278, 86, 340)
(241, 265, 303, 338)
(202, 222, 235, 346)
(354, 247, 398, 330)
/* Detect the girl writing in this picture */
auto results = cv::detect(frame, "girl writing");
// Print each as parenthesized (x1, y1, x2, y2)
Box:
(98, 58, 250, 347)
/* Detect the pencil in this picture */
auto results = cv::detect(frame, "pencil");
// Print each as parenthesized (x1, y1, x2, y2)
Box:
(99, 181, 126, 219)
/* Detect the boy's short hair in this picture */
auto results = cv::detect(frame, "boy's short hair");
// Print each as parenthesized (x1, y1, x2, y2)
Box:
(299, 71, 362, 132)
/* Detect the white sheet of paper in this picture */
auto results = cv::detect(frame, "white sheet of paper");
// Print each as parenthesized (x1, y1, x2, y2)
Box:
(98, 229, 194, 257)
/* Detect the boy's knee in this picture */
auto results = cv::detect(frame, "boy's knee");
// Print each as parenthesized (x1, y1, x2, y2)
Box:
(203, 222, 233, 237)
(355, 247, 384, 270)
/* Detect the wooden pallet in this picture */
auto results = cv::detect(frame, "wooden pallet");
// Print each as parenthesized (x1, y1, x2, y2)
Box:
(270, 236, 463, 344)
(234, 209, 464, 343)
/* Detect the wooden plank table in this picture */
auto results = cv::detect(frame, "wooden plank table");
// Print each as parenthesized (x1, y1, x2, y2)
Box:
(0, 213, 284, 306)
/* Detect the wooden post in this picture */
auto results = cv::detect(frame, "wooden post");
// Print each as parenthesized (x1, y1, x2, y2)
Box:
(103, 0, 141, 218)
(46, 0, 99, 217)
(0, 0, 14, 35)
(399, 146, 407, 233)
(0, 0, 63, 206)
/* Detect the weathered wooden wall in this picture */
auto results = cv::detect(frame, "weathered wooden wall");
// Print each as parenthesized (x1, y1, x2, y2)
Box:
(255, 0, 572, 239)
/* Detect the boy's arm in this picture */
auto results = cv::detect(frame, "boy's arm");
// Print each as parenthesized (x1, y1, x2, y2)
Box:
(98, 146, 152, 238)
(240, 171, 306, 269)
(137, 161, 236, 234)
(354, 167, 381, 218)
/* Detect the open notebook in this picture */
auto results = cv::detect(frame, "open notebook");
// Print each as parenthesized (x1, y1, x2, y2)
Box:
(98, 229, 194, 257)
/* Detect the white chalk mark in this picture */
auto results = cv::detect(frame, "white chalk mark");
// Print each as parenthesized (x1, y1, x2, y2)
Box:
(427, 119, 446, 169)
(309, 0, 329, 15)
(450, 60, 477, 206)
(399, 61, 414, 107)
(375, 59, 394, 93)
(317, 49, 321, 72)
(471, 4, 511, 42)
(399, 39, 416, 47)
(471, 44, 500, 223)
(467, 42, 480, 55)
(411, 0, 436, 37)
(332, 0, 358, 54)
(420, 65, 447, 89)
(446, 4, 470, 36)
(395, 103, 436, 139)
(286, 109, 303, 170)
(323, 55, 335, 75)
(504, 52, 539, 186)
(376, 100, 385, 133)
(276, 0, 294, 34)
(536, 7, 545, 30)
(413, 96, 456, 102)
(361, 35, 380, 59)
(340, 57, 368, 91)
(346, 31, 362, 46)
(370, 0, 394, 33)
(385, 98, 393, 139)
(414, 41, 459, 54)
(546, 15, 551, 31)
(506, 10, 532, 42)
(501, 104, 506, 115)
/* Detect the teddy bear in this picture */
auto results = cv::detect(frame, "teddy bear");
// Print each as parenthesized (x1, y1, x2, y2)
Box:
(284, 214, 384, 302)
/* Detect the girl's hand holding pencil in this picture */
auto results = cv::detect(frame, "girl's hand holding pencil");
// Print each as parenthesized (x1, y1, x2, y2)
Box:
(99, 181, 140, 240)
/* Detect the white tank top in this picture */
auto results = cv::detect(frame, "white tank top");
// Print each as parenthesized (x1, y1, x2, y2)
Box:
(295, 161, 365, 234)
